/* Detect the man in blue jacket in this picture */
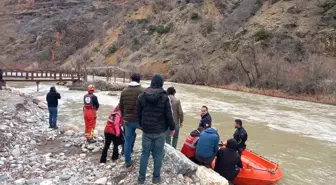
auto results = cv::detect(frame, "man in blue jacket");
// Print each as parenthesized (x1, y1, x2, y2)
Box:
(195, 127, 219, 167)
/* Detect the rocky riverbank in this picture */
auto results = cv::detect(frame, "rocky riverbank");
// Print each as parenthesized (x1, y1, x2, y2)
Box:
(0, 89, 228, 185)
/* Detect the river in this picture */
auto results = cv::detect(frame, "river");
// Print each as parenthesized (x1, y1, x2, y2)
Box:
(7, 80, 336, 185)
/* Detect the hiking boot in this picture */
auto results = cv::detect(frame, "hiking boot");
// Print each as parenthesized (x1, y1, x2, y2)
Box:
(152, 178, 161, 184)
(137, 179, 145, 184)
(87, 139, 97, 144)
(100, 157, 107, 163)
(125, 161, 134, 168)
(49, 125, 53, 128)
(53, 126, 58, 130)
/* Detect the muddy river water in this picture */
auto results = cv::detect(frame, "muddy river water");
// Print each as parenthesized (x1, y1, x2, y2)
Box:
(8, 79, 336, 185)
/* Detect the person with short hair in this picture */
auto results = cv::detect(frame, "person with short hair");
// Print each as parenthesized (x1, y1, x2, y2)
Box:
(233, 119, 248, 154)
(119, 73, 144, 167)
(46, 86, 61, 129)
(199, 105, 212, 129)
(165, 86, 184, 148)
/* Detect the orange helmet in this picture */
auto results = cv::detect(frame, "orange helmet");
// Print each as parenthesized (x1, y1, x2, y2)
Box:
(88, 85, 96, 92)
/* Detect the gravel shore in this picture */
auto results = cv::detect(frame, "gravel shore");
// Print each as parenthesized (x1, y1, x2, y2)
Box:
(0, 89, 227, 185)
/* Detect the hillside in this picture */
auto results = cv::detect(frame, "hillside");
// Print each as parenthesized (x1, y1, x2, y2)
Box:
(1, 0, 335, 95)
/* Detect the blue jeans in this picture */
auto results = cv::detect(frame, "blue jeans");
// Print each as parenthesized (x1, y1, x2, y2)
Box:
(165, 124, 180, 148)
(138, 132, 166, 182)
(124, 122, 140, 165)
(48, 107, 58, 127)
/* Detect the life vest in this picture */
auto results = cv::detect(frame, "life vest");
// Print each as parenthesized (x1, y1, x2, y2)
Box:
(104, 106, 122, 136)
(84, 94, 95, 109)
(181, 135, 199, 158)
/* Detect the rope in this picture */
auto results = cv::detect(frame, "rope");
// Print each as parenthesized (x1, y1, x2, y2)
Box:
(249, 164, 278, 175)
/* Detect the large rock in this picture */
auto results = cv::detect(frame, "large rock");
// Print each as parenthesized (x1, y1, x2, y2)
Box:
(12, 148, 21, 158)
(60, 123, 80, 133)
(164, 144, 198, 174)
(196, 166, 228, 185)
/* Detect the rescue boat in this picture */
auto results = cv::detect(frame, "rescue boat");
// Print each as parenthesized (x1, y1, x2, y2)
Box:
(211, 148, 283, 185)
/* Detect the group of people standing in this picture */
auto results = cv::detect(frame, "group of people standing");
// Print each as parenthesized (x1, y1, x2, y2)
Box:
(45, 72, 248, 184)
(99, 73, 177, 184)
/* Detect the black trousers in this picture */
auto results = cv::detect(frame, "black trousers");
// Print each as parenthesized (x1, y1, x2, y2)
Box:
(195, 155, 216, 168)
(100, 132, 124, 162)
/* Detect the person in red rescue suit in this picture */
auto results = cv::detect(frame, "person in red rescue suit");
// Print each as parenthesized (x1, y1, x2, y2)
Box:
(83, 85, 100, 143)
(100, 104, 124, 163)
(181, 127, 205, 163)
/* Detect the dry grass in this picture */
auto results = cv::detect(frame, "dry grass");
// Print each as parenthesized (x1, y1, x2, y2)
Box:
(214, 83, 336, 105)
(129, 4, 153, 20)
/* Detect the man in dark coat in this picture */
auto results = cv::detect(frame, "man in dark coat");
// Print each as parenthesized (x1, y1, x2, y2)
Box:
(46, 86, 61, 129)
(137, 74, 175, 184)
(214, 139, 243, 183)
(233, 119, 248, 155)
(199, 105, 212, 129)
(0, 69, 3, 90)
(119, 73, 144, 167)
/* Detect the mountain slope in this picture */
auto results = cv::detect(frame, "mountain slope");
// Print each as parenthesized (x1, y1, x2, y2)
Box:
(1, 0, 335, 95)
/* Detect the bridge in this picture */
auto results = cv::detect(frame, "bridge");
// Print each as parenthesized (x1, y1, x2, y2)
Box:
(1, 66, 132, 91)
(1, 69, 82, 91)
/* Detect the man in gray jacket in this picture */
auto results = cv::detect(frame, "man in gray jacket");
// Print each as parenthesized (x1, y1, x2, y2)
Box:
(166, 87, 184, 149)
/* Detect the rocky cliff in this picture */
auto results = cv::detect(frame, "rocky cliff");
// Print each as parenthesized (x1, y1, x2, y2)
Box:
(1, 0, 335, 95)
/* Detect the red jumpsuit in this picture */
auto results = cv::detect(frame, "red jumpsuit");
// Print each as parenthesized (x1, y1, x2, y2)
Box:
(83, 93, 99, 140)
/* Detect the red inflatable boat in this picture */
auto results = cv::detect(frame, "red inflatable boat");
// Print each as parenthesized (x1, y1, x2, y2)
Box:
(211, 149, 283, 185)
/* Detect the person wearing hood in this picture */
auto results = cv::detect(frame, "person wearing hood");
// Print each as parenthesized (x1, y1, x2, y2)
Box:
(199, 105, 212, 129)
(214, 139, 243, 183)
(181, 127, 205, 162)
(119, 73, 144, 167)
(46, 86, 61, 129)
(100, 105, 124, 163)
(137, 74, 175, 184)
(195, 127, 219, 168)
(165, 87, 184, 149)
(233, 119, 248, 155)
(0, 69, 3, 90)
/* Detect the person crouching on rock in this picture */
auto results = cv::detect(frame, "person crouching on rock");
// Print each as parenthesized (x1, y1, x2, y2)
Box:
(195, 127, 219, 168)
(83, 85, 99, 143)
(181, 127, 205, 163)
(100, 104, 124, 163)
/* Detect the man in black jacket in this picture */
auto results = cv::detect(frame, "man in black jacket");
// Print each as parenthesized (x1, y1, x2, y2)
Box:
(137, 74, 175, 184)
(0, 69, 3, 90)
(46, 86, 61, 129)
(233, 119, 248, 155)
(214, 139, 243, 183)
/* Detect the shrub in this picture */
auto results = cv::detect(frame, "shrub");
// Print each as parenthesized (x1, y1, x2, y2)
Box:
(319, 0, 336, 13)
(253, 29, 272, 41)
(191, 12, 201, 20)
(136, 19, 148, 24)
(148, 23, 173, 34)
(107, 45, 117, 55)
(155, 23, 173, 34)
